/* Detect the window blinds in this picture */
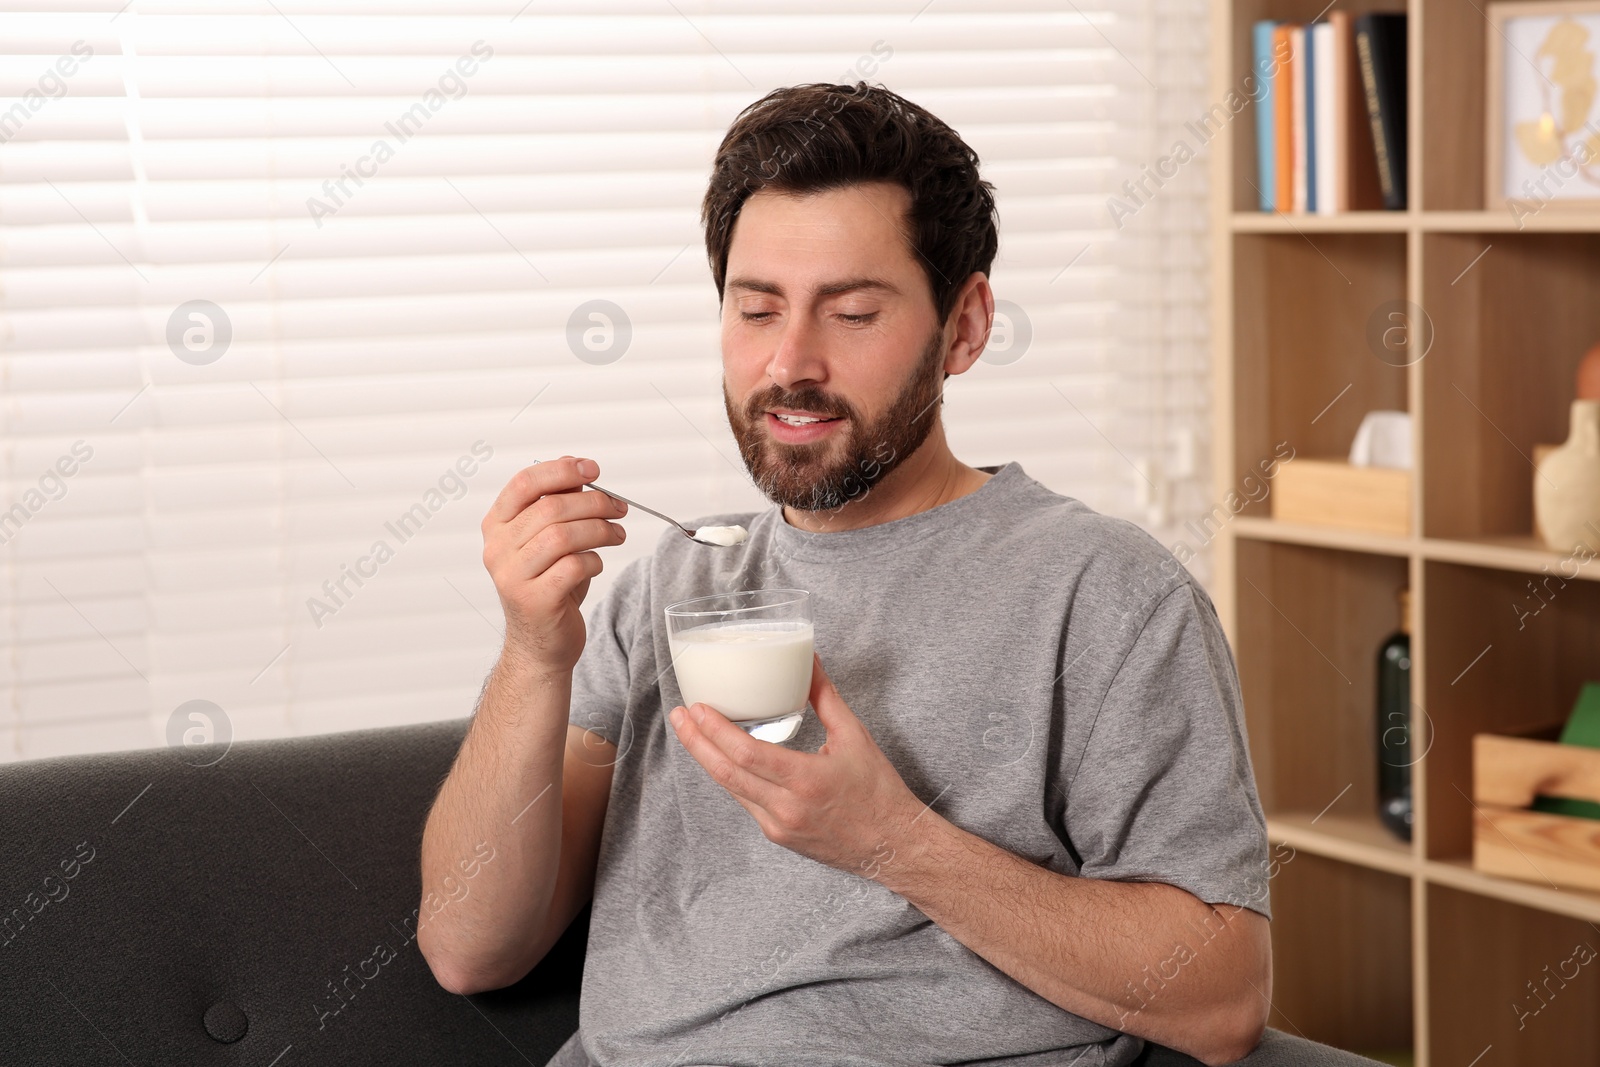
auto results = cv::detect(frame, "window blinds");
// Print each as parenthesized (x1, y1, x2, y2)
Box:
(0, 0, 1211, 761)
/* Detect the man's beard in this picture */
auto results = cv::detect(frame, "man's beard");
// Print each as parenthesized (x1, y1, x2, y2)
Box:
(723, 329, 945, 513)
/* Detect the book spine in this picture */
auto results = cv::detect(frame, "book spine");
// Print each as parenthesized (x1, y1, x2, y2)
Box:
(1305, 24, 1318, 213)
(1291, 25, 1307, 213)
(1330, 12, 1350, 211)
(1379, 18, 1408, 208)
(1356, 25, 1397, 208)
(1253, 20, 1278, 211)
(1314, 22, 1338, 215)
(1274, 26, 1295, 211)
(1337, 10, 1383, 210)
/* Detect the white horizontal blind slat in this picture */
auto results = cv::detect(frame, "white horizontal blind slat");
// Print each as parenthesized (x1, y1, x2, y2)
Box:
(1, 0, 1211, 761)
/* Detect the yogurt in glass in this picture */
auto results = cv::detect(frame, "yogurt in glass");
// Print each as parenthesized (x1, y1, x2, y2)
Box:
(665, 589, 813, 741)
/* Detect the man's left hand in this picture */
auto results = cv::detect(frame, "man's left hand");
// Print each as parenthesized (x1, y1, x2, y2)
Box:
(670, 652, 924, 879)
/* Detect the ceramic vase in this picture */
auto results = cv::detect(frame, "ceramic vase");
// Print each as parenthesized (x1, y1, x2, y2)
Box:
(1534, 399, 1600, 554)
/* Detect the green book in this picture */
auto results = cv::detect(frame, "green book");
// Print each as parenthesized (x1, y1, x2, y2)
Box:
(1557, 682, 1600, 748)
(1530, 683, 1600, 820)
(1531, 796, 1600, 819)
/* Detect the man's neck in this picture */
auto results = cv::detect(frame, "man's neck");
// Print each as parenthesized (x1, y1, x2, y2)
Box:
(781, 431, 993, 533)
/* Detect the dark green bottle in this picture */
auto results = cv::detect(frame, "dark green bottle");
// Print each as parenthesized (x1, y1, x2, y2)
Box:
(1376, 589, 1412, 841)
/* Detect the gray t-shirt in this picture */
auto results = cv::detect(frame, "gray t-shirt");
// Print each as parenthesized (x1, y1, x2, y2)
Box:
(546, 461, 1270, 1067)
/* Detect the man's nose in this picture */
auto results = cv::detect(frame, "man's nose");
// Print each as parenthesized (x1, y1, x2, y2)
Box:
(766, 314, 827, 390)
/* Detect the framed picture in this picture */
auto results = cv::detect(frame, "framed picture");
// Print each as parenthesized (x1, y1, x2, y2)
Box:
(1485, 0, 1600, 212)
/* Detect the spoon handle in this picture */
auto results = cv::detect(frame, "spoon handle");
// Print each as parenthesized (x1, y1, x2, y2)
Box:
(584, 482, 694, 539)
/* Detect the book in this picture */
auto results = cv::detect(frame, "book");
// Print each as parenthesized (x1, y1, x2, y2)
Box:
(1291, 25, 1308, 212)
(1253, 20, 1279, 211)
(1273, 24, 1295, 211)
(1356, 12, 1408, 209)
(1530, 683, 1600, 820)
(1313, 21, 1337, 215)
(1305, 23, 1318, 212)
(1330, 10, 1385, 211)
(1558, 682, 1600, 748)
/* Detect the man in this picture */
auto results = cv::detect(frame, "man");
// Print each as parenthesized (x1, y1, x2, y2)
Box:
(418, 82, 1273, 1067)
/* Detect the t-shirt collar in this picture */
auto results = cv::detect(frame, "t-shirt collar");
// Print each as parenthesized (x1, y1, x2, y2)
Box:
(755, 461, 1025, 564)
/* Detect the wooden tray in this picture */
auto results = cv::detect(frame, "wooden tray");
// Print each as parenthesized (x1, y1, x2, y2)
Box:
(1473, 723, 1600, 893)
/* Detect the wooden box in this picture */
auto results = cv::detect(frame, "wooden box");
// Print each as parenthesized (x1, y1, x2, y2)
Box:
(1270, 458, 1411, 537)
(1473, 724, 1600, 893)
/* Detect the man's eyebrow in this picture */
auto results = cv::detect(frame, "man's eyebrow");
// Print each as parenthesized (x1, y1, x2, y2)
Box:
(816, 278, 900, 298)
(725, 277, 902, 298)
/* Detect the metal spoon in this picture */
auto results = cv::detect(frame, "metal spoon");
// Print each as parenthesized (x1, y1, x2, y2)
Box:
(585, 482, 747, 548)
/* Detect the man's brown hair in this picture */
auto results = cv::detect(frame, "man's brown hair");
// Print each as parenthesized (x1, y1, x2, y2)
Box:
(701, 82, 998, 323)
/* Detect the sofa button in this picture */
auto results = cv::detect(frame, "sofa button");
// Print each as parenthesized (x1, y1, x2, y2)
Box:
(203, 1001, 249, 1043)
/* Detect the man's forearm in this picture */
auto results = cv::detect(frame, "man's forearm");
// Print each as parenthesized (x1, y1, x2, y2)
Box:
(416, 656, 571, 993)
(871, 812, 1270, 1065)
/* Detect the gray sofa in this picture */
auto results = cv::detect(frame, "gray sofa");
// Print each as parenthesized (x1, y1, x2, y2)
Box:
(0, 720, 1381, 1066)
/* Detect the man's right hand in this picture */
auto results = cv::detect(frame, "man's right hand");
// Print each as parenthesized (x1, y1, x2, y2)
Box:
(423, 454, 625, 995)
(482, 455, 628, 676)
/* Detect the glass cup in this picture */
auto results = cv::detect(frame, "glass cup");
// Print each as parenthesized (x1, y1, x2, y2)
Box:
(665, 588, 814, 743)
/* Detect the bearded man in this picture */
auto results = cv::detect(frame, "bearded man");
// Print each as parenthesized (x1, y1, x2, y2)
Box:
(418, 82, 1279, 1067)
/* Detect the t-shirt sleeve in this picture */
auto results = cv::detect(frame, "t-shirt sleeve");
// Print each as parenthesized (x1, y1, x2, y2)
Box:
(1062, 581, 1273, 919)
(567, 555, 653, 750)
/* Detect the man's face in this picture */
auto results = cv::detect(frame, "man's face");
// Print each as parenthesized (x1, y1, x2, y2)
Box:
(720, 182, 947, 512)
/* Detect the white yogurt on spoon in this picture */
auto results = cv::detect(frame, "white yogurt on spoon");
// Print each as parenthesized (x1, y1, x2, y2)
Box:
(693, 524, 748, 547)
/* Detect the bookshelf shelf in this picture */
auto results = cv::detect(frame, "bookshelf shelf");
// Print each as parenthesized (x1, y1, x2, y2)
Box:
(1230, 210, 1414, 232)
(1421, 210, 1600, 232)
(1232, 209, 1600, 233)
(1231, 518, 1600, 582)
(1211, 0, 1600, 1061)
(1423, 859, 1600, 926)
(1263, 821, 1600, 924)
(1233, 515, 1413, 557)
(1420, 535, 1600, 583)
(1267, 811, 1415, 875)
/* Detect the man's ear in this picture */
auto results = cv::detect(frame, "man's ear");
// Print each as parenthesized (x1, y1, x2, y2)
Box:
(941, 272, 994, 377)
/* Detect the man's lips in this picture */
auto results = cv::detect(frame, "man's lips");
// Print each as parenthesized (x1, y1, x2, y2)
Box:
(767, 407, 841, 419)
(764, 410, 845, 444)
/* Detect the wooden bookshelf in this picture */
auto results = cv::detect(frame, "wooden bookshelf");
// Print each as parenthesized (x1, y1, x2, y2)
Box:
(1209, 0, 1600, 1063)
